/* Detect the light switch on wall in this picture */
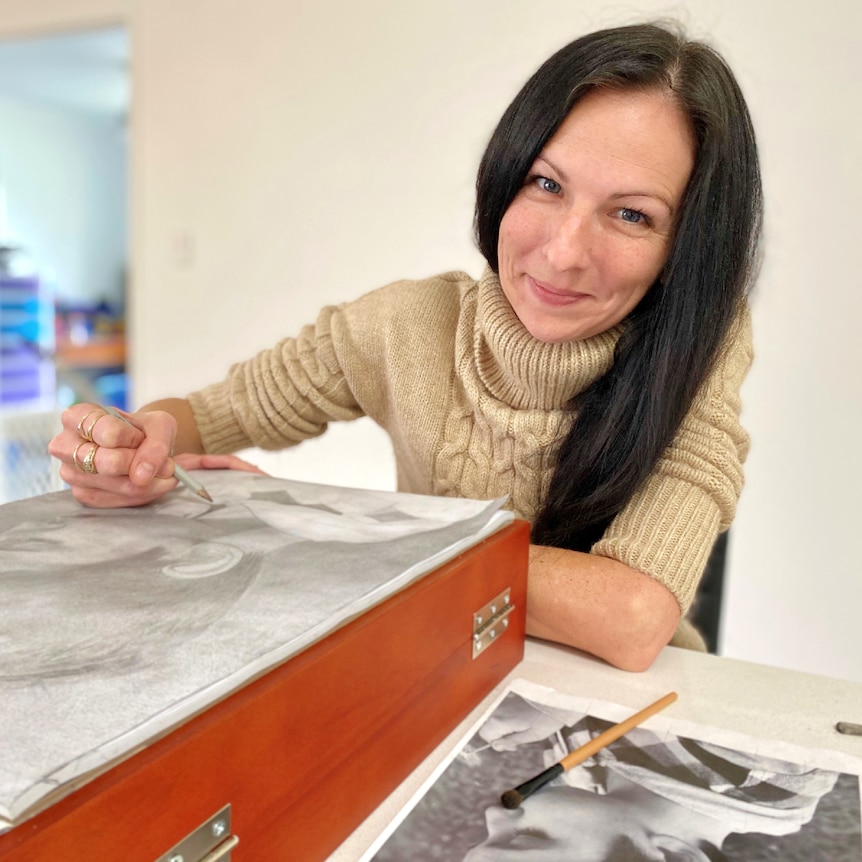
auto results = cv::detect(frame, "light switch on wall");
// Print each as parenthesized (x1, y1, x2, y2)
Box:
(170, 231, 196, 271)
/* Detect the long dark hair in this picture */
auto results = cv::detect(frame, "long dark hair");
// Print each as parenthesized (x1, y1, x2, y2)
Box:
(474, 22, 762, 550)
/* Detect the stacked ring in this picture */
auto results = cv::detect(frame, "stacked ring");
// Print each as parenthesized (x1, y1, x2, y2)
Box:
(82, 443, 99, 475)
(77, 409, 106, 443)
(72, 442, 85, 472)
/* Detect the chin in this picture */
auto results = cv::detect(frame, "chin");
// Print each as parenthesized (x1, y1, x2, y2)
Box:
(521, 318, 587, 344)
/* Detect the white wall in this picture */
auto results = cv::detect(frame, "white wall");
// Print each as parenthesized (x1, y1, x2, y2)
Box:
(3, 0, 860, 683)
(0, 1, 127, 38)
(712, 4, 862, 683)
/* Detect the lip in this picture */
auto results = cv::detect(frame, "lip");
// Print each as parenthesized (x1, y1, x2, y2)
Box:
(526, 275, 588, 307)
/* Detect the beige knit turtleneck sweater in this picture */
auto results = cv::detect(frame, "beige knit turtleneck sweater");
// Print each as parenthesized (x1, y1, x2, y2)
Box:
(189, 268, 752, 625)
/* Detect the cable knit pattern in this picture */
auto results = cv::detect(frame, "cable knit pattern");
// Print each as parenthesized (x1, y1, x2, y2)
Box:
(188, 268, 752, 641)
(435, 269, 621, 520)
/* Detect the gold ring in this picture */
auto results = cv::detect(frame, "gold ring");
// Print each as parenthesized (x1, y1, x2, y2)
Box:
(72, 442, 86, 472)
(84, 412, 106, 443)
(82, 443, 99, 475)
(77, 409, 101, 442)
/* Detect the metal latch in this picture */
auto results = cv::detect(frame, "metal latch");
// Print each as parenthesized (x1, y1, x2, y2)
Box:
(155, 804, 239, 862)
(472, 587, 514, 659)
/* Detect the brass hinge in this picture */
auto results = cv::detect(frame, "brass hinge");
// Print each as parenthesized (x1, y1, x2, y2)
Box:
(155, 804, 238, 862)
(472, 587, 514, 659)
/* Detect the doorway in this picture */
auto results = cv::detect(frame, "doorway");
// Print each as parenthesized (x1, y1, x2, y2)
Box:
(0, 25, 129, 501)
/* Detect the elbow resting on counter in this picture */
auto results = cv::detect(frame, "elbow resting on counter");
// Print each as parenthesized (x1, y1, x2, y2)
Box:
(525, 544, 682, 673)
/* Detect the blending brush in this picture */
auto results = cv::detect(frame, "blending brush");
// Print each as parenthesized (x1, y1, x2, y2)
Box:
(500, 691, 678, 809)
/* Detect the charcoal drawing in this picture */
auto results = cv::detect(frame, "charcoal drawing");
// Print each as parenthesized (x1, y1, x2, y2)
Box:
(0, 470, 511, 825)
(368, 682, 862, 862)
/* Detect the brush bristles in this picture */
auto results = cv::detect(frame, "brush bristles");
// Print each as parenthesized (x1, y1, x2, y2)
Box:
(500, 789, 524, 809)
(500, 762, 563, 809)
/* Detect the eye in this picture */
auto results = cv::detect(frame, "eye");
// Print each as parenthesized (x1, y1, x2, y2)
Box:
(533, 176, 562, 195)
(617, 207, 650, 226)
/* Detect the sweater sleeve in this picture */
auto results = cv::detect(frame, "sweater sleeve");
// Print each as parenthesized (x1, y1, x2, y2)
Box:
(591, 305, 754, 614)
(187, 303, 365, 454)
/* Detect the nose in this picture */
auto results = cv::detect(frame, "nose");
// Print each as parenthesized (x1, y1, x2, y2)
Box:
(543, 207, 594, 271)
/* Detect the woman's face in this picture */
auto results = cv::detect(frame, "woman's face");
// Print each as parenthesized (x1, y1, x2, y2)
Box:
(0, 514, 175, 572)
(497, 87, 695, 344)
(463, 788, 661, 862)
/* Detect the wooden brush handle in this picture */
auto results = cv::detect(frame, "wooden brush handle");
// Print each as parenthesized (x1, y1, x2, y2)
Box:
(560, 691, 678, 771)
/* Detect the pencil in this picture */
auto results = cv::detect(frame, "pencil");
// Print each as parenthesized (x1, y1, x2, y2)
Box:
(499, 691, 678, 809)
(103, 406, 213, 503)
(172, 463, 214, 503)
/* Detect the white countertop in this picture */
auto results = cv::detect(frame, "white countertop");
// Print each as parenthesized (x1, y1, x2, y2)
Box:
(329, 638, 862, 860)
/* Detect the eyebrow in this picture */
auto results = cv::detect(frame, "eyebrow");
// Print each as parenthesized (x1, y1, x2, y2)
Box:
(609, 191, 675, 216)
(535, 155, 676, 216)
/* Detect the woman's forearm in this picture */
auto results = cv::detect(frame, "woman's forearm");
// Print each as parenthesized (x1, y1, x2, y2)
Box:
(526, 544, 681, 672)
(139, 397, 205, 454)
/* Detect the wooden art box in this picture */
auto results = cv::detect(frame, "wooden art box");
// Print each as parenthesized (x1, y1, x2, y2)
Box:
(0, 474, 529, 862)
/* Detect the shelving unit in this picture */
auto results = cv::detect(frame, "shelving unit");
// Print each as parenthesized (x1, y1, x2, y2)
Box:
(0, 275, 54, 405)
(0, 275, 62, 503)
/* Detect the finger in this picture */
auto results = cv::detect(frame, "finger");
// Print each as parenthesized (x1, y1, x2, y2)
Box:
(50, 426, 168, 488)
(62, 404, 132, 443)
(55, 436, 139, 480)
(123, 412, 178, 487)
(71, 483, 174, 509)
(59, 463, 179, 506)
(91, 408, 146, 449)
(53, 405, 177, 488)
(154, 455, 176, 480)
(62, 402, 102, 433)
(49, 433, 132, 481)
(53, 406, 143, 453)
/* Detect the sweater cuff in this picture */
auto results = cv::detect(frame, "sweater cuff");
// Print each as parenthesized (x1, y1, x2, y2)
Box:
(188, 382, 255, 454)
(591, 475, 721, 614)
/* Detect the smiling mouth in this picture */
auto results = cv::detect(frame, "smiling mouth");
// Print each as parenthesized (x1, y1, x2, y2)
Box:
(527, 275, 588, 306)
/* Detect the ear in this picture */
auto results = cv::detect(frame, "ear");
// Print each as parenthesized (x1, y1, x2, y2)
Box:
(161, 542, 243, 578)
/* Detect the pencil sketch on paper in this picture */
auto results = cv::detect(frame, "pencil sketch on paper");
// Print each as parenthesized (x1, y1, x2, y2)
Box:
(0, 470, 513, 829)
(365, 679, 862, 862)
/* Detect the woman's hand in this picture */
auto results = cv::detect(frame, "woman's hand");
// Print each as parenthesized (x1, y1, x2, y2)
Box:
(48, 403, 182, 508)
(49, 406, 270, 508)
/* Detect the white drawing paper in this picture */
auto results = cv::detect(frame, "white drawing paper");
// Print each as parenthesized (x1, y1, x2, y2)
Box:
(0, 470, 513, 829)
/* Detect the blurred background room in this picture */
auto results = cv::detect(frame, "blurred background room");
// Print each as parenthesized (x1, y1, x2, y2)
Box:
(0, 22, 127, 502)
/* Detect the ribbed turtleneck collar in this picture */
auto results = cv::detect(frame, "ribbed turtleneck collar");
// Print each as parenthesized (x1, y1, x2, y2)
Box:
(471, 267, 621, 411)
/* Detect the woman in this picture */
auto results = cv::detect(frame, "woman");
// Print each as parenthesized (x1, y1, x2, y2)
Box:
(48, 22, 762, 672)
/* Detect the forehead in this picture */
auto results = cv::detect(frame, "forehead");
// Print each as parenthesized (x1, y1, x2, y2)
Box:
(543, 87, 695, 203)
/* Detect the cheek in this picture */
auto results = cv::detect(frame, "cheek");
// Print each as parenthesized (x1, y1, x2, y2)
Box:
(498, 203, 542, 265)
(609, 242, 669, 299)
(497, 216, 517, 268)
